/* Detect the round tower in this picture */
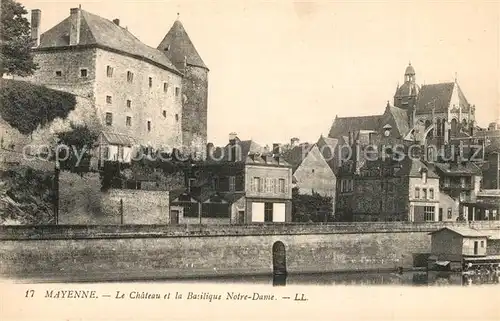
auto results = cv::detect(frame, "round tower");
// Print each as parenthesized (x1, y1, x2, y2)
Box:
(158, 18, 209, 159)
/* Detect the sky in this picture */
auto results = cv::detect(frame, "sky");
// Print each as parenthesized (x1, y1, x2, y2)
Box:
(19, 0, 500, 146)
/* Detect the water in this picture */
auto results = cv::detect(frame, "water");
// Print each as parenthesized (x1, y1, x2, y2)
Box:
(151, 271, 500, 286)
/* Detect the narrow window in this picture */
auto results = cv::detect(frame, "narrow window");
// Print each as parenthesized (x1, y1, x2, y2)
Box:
(106, 95, 112, 104)
(447, 208, 452, 219)
(126, 116, 131, 126)
(254, 177, 261, 192)
(175, 114, 179, 122)
(103, 146, 110, 159)
(278, 179, 285, 193)
(264, 203, 273, 222)
(80, 68, 88, 77)
(229, 176, 236, 192)
(147, 121, 151, 132)
(481, 241, 484, 248)
(149, 77, 153, 88)
(127, 71, 134, 83)
(55, 70, 62, 77)
(105, 112, 113, 126)
(415, 188, 420, 199)
(175, 87, 180, 97)
(106, 66, 113, 77)
(429, 188, 434, 199)
(162, 110, 167, 118)
(126, 100, 131, 108)
(163, 82, 168, 92)
(423, 188, 427, 199)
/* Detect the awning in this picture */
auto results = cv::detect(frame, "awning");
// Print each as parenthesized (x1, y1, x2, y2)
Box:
(99, 131, 137, 146)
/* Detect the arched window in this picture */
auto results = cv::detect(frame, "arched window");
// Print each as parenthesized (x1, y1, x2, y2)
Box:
(441, 120, 446, 137)
(451, 119, 458, 136)
(425, 120, 432, 128)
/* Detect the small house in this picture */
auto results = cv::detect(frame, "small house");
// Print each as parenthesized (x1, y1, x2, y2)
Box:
(428, 227, 497, 271)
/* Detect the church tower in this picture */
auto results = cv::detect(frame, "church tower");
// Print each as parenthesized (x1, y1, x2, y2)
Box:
(158, 16, 209, 158)
(393, 62, 419, 111)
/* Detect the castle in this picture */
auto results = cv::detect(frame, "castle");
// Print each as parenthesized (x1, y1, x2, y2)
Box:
(25, 7, 209, 157)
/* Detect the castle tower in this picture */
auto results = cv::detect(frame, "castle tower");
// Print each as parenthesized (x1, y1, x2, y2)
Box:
(158, 16, 209, 158)
(393, 62, 419, 110)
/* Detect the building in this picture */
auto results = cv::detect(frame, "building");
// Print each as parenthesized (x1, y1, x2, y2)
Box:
(394, 63, 476, 147)
(23, 7, 208, 155)
(432, 162, 482, 203)
(461, 189, 500, 221)
(428, 227, 500, 271)
(170, 134, 293, 224)
(282, 140, 336, 199)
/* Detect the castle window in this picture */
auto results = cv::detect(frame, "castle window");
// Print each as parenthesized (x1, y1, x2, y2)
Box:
(149, 77, 153, 88)
(429, 188, 434, 199)
(447, 208, 452, 219)
(162, 110, 167, 118)
(175, 87, 180, 97)
(80, 68, 88, 77)
(106, 95, 112, 104)
(175, 114, 179, 122)
(126, 116, 131, 127)
(55, 70, 62, 77)
(127, 71, 134, 83)
(163, 82, 168, 92)
(126, 100, 131, 108)
(422, 188, 427, 199)
(106, 66, 113, 77)
(105, 113, 113, 126)
(147, 121, 151, 132)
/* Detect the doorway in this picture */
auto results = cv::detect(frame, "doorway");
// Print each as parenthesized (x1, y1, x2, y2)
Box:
(272, 241, 287, 276)
(170, 210, 179, 225)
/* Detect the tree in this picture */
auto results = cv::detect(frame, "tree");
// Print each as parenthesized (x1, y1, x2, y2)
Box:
(0, 0, 38, 77)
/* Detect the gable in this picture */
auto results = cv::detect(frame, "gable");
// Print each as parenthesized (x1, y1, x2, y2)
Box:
(294, 145, 335, 178)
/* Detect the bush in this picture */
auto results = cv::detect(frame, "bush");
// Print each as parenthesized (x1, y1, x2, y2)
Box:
(292, 187, 333, 222)
(0, 79, 76, 134)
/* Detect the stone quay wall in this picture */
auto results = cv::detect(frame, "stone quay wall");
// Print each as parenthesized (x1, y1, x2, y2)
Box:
(0, 222, 498, 282)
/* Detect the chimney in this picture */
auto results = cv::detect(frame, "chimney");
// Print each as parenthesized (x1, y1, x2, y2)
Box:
(272, 143, 281, 155)
(290, 137, 300, 147)
(30, 9, 41, 47)
(229, 132, 237, 145)
(113, 19, 120, 26)
(69, 7, 82, 45)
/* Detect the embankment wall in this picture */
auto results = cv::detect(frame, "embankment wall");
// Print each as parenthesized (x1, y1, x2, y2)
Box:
(0, 222, 498, 281)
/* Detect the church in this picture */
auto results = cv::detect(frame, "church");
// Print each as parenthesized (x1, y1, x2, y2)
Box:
(329, 63, 477, 148)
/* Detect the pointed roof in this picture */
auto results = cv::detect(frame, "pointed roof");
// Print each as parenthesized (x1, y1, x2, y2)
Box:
(157, 19, 208, 70)
(38, 9, 180, 74)
(415, 82, 469, 115)
(384, 106, 410, 137)
(328, 115, 384, 138)
(282, 143, 314, 172)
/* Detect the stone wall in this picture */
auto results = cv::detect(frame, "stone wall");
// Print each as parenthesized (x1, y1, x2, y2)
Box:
(101, 189, 170, 225)
(94, 49, 183, 149)
(1, 222, 498, 281)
